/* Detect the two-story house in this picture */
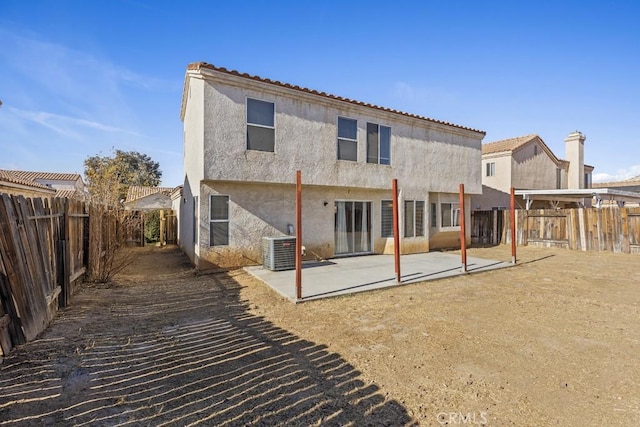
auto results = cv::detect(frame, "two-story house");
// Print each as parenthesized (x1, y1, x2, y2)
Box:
(179, 62, 485, 268)
(471, 132, 594, 211)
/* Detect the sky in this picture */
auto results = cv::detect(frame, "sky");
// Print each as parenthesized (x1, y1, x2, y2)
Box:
(1, 0, 639, 186)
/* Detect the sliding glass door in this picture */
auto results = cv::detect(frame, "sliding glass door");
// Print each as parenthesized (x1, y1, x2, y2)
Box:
(335, 201, 372, 255)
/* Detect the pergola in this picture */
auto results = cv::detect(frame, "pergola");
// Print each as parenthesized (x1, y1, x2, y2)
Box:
(515, 188, 640, 210)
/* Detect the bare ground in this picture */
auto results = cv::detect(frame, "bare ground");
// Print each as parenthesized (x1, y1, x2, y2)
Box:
(1, 244, 639, 426)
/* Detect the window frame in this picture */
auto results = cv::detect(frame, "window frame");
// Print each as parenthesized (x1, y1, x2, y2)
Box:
(430, 202, 437, 228)
(246, 97, 276, 152)
(366, 122, 391, 165)
(404, 200, 425, 237)
(441, 202, 461, 228)
(337, 116, 358, 161)
(193, 196, 198, 244)
(486, 162, 495, 177)
(381, 199, 394, 238)
(209, 194, 230, 247)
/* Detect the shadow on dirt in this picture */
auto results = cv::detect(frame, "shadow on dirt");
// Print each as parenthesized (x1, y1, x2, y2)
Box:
(0, 246, 414, 426)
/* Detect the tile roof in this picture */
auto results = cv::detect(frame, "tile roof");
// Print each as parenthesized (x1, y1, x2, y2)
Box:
(0, 170, 56, 191)
(481, 134, 538, 154)
(185, 62, 485, 135)
(54, 189, 85, 200)
(592, 178, 640, 188)
(126, 186, 175, 203)
(482, 133, 569, 167)
(2, 170, 82, 182)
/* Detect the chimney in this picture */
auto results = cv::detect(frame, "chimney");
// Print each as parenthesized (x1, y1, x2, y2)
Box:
(565, 131, 586, 189)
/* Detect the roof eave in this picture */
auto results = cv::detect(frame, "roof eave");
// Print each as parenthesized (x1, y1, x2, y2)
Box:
(182, 62, 485, 136)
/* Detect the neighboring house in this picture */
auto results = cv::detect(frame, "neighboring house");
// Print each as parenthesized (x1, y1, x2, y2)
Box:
(124, 186, 175, 211)
(592, 176, 640, 207)
(471, 132, 594, 210)
(179, 62, 485, 269)
(0, 170, 85, 200)
(0, 170, 57, 198)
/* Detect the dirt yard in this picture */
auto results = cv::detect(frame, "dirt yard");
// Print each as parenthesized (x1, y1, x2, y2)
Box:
(1, 244, 639, 426)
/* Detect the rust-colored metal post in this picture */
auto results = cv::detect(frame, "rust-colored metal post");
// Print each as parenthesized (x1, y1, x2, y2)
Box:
(459, 183, 467, 273)
(392, 179, 401, 283)
(295, 170, 302, 300)
(510, 186, 517, 264)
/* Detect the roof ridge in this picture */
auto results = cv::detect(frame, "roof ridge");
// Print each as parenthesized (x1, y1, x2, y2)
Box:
(484, 134, 538, 146)
(0, 170, 58, 190)
(186, 62, 485, 135)
(0, 169, 82, 180)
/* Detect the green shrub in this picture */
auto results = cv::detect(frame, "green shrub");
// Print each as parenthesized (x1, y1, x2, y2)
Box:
(145, 210, 161, 242)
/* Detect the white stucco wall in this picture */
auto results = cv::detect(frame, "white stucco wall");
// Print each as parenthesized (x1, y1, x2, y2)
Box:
(182, 67, 485, 267)
(125, 193, 172, 211)
(511, 145, 560, 191)
(196, 182, 460, 268)
(474, 139, 574, 210)
(34, 178, 81, 191)
(180, 76, 205, 263)
(199, 70, 483, 197)
(481, 155, 512, 193)
(171, 192, 182, 245)
(565, 132, 585, 189)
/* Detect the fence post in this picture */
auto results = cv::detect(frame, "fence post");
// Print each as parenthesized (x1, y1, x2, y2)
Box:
(160, 209, 166, 246)
(141, 211, 145, 247)
(295, 170, 302, 300)
(61, 198, 71, 307)
(392, 179, 401, 283)
(510, 187, 517, 264)
(459, 184, 467, 273)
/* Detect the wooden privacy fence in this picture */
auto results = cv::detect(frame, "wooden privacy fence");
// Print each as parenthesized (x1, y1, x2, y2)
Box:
(502, 207, 640, 253)
(0, 194, 144, 357)
(162, 210, 177, 245)
(471, 210, 504, 245)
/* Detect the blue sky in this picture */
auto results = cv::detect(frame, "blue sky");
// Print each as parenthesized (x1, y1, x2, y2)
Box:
(1, 0, 639, 186)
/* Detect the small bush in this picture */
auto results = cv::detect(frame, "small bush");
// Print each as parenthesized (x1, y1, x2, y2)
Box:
(145, 210, 161, 242)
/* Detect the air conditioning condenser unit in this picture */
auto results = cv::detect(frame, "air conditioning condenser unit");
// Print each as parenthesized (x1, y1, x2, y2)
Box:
(262, 236, 296, 271)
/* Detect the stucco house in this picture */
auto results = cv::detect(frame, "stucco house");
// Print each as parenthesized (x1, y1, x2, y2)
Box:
(471, 132, 594, 210)
(0, 170, 57, 198)
(0, 170, 85, 200)
(124, 186, 175, 211)
(179, 62, 485, 268)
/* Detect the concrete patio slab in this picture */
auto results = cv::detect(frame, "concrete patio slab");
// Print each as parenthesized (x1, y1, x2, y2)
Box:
(245, 252, 513, 302)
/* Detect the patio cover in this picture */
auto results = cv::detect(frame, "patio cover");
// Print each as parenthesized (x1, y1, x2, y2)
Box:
(515, 188, 640, 209)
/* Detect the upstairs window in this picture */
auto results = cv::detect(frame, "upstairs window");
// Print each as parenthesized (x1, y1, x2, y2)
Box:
(246, 98, 275, 152)
(584, 172, 592, 189)
(367, 123, 391, 165)
(441, 202, 460, 228)
(486, 162, 495, 177)
(337, 117, 358, 161)
(556, 168, 562, 189)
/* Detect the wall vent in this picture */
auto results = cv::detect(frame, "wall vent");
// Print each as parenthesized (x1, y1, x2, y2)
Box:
(262, 236, 296, 271)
